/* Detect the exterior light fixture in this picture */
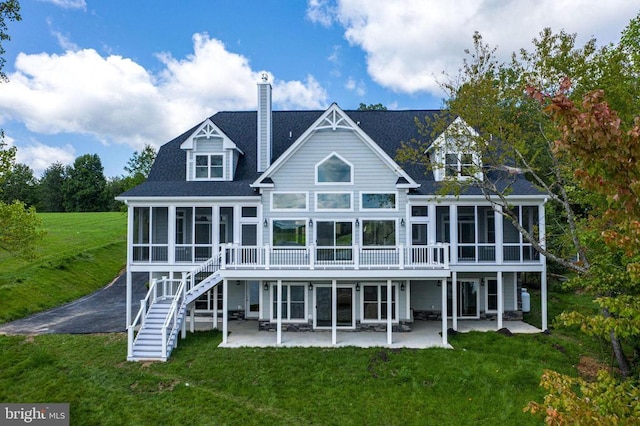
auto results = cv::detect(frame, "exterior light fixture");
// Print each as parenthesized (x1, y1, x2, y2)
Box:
(309, 218, 313, 227)
(400, 283, 405, 291)
(264, 219, 268, 227)
(236, 280, 241, 286)
(355, 283, 360, 291)
(309, 283, 313, 291)
(400, 218, 405, 226)
(264, 282, 269, 291)
(355, 218, 360, 227)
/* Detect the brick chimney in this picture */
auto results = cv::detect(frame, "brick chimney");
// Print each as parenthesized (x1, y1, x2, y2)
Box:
(257, 74, 272, 172)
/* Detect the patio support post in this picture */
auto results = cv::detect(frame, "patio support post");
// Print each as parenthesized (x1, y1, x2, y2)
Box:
(539, 201, 548, 331)
(126, 269, 132, 328)
(331, 279, 337, 345)
(386, 279, 392, 345)
(541, 268, 548, 331)
(441, 278, 448, 346)
(277, 279, 282, 345)
(190, 302, 195, 333)
(182, 309, 187, 339)
(497, 271, 503, 330)
(213, 285, 218, 330)
(452, 271, 458, 331)
(222, 279, 228, 344)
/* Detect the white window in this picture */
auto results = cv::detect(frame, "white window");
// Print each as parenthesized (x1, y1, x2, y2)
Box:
(361, 284, 397, 322)
(362, 220, 396, 246)
(272, 220, 307, 246)
(316, 153, 353, 184)
(270, 284, 307, 321)
(195, 154, 224, 179)
(445, 152, 474, 178)
(316, 192, 352, 210)
(271, 192, 308, 211)
(361, 192, 397, 210)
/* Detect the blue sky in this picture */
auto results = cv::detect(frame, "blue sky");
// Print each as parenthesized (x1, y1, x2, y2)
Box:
(1, 0, 638, 178)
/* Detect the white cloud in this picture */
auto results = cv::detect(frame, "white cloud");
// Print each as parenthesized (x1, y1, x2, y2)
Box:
(306, 0, 336, 27)
(38, 0, 86, 10)
(329, 0, 640, 95)
(0, 33, 329, 152)
(14, 141, 76, 176)
(345, 77, 365, 96)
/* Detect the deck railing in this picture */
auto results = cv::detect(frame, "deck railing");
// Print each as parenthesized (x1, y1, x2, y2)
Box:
(219, 244, 449, 270)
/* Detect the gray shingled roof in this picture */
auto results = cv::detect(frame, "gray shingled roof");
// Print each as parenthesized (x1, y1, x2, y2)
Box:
(119, 109, 543, 198)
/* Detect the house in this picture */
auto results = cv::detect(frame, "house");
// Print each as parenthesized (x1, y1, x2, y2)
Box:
(118, 77, 548, 361)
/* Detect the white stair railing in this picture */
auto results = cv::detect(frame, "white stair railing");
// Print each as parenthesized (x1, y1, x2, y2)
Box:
(160, 252, 224, 358)
(127, 278, 160, 359)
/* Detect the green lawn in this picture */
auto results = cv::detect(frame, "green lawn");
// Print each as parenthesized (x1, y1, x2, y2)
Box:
(0, 212, 127, 323)
(0, 212, 607, 424)
(0, 325, 597, 425)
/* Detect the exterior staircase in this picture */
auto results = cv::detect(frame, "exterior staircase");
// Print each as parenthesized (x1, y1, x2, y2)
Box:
(127, 255, 223, 362)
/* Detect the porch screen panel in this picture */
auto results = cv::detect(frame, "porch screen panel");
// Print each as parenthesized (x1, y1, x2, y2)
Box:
(457, 206, 476, 261)
(175, 207, 193, 262)
(151, 207, 168, 261)
(195, 207, 212, 261)
(477, 206, 495, 261)
(503, 208, 520, 261)
(133, 207, 149, 261)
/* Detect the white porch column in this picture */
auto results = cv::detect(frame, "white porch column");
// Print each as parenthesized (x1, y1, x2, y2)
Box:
(125, 203, 133, 327)
(449, 205, 458, 264)
(126, 269, 132, 328)
(494, 204, 503, 264)
(213, 285, 219, 330)
(452, 271, 458, 331)
(539, 201, 548, 331)
(541, 266, 548, 331)
(277, 279, 283, 345)
(331, 279, 337, 345)
(497, 271, 503, 330)
(222, 279, 228, 344)
(441, 279, 448, 346)
(387, 279, 393, 345)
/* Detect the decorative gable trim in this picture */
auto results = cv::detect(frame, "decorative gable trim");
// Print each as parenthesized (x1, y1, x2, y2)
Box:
(251, 103, 419, 188)
(181, 118, 244, 182)
(180, 119, 243, 154)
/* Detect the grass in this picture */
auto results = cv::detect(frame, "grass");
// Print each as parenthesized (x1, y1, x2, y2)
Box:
(0, 212, 607, 424)
(0, 212, 127, 323)
(0, 326, 598, 425)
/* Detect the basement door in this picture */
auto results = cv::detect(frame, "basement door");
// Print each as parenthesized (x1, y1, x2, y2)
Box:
(314, 286, 354, 328)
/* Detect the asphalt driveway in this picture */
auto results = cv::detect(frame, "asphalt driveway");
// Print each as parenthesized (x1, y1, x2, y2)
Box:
(0, 272, 148, 335)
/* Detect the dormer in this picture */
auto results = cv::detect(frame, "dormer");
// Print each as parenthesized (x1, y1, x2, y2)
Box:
(430, 117, 483, 182)
(181, 119, 243, 181)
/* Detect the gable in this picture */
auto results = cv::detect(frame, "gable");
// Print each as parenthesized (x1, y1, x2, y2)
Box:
(252, 104, 418, 189)
(180, 119, 244, 181)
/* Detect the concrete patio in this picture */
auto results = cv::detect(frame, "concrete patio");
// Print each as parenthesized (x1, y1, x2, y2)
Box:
(186, 318, 541, 349)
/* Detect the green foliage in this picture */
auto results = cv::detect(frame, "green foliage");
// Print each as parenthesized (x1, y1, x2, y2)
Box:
(526, 370, 640, 424)
(1, 163, 37, 206)
(62, 154, 108, 212)
(0, 200, 43, 259)
(37, 162, 66, 212)
(0, 136, 16, 183)
(357, 102, 387, 110)
(0, 0, 20, 82)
